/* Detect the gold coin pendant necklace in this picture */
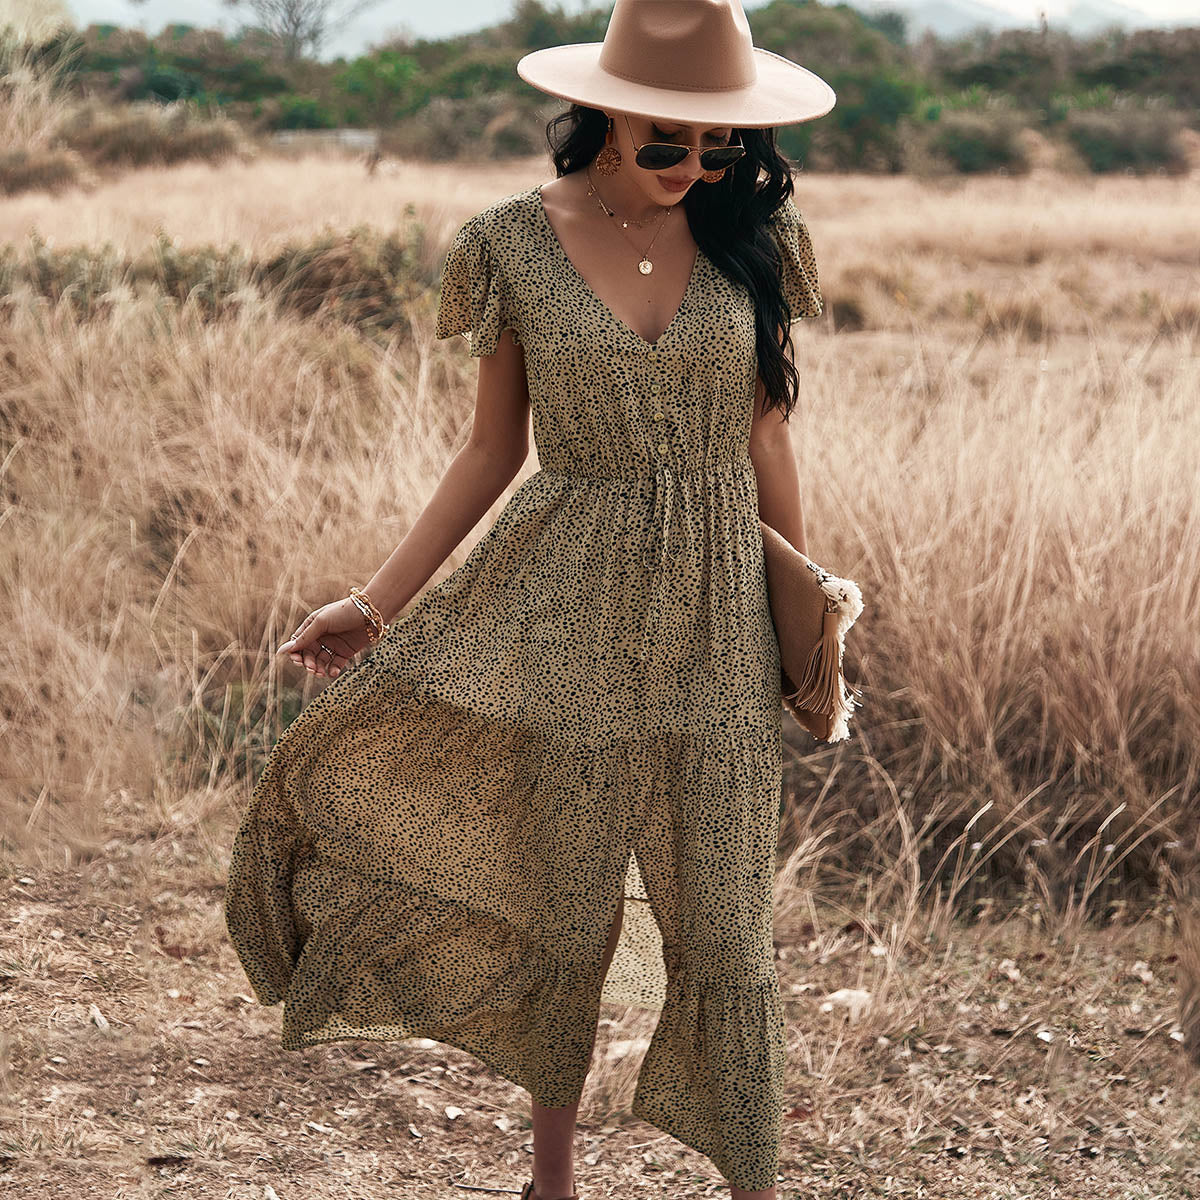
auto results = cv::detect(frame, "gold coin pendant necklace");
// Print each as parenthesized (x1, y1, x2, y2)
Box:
(585, 166, 673, 276)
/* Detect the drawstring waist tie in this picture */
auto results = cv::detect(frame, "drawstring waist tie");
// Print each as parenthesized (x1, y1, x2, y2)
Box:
(537, 452, 755, 664)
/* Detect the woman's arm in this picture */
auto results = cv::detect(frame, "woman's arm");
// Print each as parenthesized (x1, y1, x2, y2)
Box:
(362, 329, 530, 623)
(748, 370, 808, 557)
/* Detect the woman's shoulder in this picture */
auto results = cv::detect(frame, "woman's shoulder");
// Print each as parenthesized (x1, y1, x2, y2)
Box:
(453, 186, 541, 249)
(767, 191, 806, 232)
(764, 188, 821, 318)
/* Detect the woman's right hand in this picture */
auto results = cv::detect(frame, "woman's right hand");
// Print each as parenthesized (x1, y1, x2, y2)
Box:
(277, 597, 378, 678)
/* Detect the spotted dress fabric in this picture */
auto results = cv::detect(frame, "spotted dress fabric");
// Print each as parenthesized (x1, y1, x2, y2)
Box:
(223, 181, 822, 1192)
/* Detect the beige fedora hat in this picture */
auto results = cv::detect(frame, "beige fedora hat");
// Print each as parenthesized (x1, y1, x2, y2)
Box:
(516, 0, 835, 129)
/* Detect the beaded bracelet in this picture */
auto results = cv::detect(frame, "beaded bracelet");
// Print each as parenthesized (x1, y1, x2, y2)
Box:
(348, 586, 388, 644)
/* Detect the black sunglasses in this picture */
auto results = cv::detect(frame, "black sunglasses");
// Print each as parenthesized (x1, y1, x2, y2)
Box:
(622, 113, 746, 173)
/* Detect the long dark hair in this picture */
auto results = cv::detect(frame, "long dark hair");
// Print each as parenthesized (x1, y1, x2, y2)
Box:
(545, 104, 802, 422)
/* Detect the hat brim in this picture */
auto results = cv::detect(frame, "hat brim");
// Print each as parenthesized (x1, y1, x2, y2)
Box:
(516, 44, 835, 128)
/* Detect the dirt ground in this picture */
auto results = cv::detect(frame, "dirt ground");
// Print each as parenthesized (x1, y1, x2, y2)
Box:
(2, 797, 1197, 1200)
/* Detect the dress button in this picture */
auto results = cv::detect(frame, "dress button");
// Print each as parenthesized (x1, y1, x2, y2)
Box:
(657, 441, 669, 455)
(649, 381, 661, 394)
(653, 411, 665, 421)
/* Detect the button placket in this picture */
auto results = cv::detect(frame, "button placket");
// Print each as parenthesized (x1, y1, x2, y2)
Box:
(647, 358, 668, 449)
(638, 350, 689, 662)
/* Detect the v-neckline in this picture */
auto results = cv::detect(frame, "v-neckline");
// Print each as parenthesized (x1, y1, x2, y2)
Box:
(532, 184, 702, 349)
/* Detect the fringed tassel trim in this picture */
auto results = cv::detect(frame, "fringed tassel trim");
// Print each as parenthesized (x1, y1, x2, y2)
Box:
(783, 572, 865, 743)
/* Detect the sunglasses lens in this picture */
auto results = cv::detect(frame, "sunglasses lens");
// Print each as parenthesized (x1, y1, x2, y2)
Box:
(636, 144, 690, 171)
(699, 147, 745, 170)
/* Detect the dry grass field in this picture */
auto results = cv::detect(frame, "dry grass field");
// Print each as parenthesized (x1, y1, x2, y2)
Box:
(1, 152, 1198, 1198)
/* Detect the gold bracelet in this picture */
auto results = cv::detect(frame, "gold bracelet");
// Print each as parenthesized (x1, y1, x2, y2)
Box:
(349, 587, 384, 639)
(349, 599, 383, 643)
(348, 586, 387, 643)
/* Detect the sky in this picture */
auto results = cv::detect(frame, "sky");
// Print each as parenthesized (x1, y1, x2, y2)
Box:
(42, 0, 1200, 63)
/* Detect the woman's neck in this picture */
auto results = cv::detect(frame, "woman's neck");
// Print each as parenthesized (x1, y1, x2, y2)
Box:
(582, 168, 673, 226)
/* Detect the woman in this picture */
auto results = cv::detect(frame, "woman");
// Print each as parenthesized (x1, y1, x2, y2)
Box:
(223, 2, 835, 1198)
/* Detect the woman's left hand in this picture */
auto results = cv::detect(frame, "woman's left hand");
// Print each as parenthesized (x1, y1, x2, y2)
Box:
(277, 597, 376, 677)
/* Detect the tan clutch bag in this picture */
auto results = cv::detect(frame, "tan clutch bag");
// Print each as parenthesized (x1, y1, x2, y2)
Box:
(760, 521, 865, 743)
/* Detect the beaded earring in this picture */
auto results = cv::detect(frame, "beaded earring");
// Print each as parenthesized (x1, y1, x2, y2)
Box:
(594, 116, 622, 175)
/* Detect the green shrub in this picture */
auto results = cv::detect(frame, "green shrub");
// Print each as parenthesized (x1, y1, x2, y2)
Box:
(1062, 108, 1189, 174)
(1073, 28, 1200, 111)
(928, 111, 1030, 173)
(751, 0, 920, 171)
(137, 65, 205, 103)
(931, 29, 1070, 110)
(778, 70, 921, 171)
(928, 84, 1012, 115)
(39, 24, 291, 107)
(428, 49, 523, 100)
(273, 94, 338, 130)
(334, 51, 425, 127)
(1044, 84, 1118, 123)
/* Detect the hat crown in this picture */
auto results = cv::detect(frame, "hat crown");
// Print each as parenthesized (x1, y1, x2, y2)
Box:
(598, 0, 757, 96)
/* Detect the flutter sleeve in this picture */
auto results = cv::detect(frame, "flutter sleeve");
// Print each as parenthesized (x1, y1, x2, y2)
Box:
(768, 195, 823, 321)
(433, 212, 521, 356)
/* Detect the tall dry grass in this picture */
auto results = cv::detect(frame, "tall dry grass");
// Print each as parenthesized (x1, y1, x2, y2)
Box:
(1, 152, 1198, 1197)
(0, 30, 72, 153)
(0, 29, 86, 197)
(1, 160, 1195, 911)
(2, 154, 1196, 333)
(0, 156, 1196, 920)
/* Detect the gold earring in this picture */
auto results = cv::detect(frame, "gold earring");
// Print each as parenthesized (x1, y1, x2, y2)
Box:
(701, 166, 727, 183)
(595, 117, 622, 176)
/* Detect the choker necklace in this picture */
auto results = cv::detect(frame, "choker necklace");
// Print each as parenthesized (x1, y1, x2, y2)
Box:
(585, 167, 673, 275)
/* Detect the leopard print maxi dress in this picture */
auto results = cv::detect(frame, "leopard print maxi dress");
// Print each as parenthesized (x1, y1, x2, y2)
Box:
(223, 181, 823, 1192)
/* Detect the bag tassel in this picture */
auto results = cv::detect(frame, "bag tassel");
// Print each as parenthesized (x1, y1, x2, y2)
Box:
(783, 574, 865, 742)
(786, 604, 841, 707)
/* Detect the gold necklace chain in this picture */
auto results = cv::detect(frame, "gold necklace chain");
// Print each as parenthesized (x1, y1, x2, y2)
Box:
(585, 166, 674, 276)
(584, 167, 666, 228)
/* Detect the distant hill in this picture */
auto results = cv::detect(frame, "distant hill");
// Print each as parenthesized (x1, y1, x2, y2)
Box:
(1063, 0, 1176, 34)
(859, 0, 1183, 38)
(891, 0, 1030, 39)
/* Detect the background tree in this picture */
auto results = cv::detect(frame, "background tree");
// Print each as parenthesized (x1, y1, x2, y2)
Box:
(223, 0, 386, 61)
(334, 49, 424, 129)
(126, 0, 386, 63)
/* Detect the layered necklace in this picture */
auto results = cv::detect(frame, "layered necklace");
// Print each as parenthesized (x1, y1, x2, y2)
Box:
(585, 166, 673, 276)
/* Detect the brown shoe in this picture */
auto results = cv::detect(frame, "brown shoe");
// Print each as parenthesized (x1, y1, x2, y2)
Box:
(519, 1180, 579, 1200)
